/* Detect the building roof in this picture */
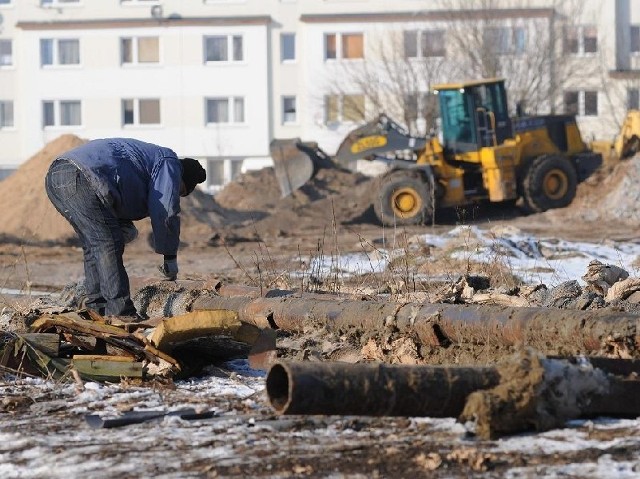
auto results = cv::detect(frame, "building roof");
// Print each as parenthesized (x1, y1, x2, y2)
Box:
(16, 16, 272, 30)
(300, 8, 555, 24)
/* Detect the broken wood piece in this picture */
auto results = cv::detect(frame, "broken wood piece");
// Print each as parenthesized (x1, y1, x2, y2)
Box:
(20, 333, 60, 357)
(30, 313, 162, 364)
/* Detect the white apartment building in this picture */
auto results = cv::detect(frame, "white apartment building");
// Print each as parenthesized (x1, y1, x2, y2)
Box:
(0, 0, 635, 190)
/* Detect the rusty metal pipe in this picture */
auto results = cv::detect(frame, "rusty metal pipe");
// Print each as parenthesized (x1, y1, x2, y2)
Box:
(193, 295, 640, 352)
(266, 361, 501, 416)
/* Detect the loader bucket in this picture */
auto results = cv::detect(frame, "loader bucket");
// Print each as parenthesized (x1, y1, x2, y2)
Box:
(270, 139, 335, 197)
(270, 138, 315, 197)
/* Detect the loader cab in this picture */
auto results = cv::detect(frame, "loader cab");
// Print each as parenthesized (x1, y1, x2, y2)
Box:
(433, 78, 513, 154)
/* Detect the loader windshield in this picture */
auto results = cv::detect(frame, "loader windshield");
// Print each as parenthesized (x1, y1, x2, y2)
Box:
(438, 89, 477, 152)
(436, 80, 511, 153)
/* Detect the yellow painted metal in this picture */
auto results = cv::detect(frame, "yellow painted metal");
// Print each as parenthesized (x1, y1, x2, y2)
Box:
(542, 168, 569, 200)
(432, 77, 504, 91)
(419, 137, 466, 207)
(614, 110, 640, 160)
(72, 355, 143, 381)
(479, 144, 518, 202)
(391, 187, 422, 217)
(350, 135, 387, 154)
(149, 309, 261, 353)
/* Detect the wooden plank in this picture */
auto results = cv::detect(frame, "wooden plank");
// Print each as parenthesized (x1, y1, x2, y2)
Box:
(74, 355, 135, 362)
(72, 355, 143, 381)
(21, 333, 60, 357)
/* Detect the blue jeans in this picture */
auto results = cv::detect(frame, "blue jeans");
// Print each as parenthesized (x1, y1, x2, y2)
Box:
(45, 159, 137, 317)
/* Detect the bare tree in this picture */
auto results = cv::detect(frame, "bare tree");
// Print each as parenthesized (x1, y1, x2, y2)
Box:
(322, 29, 451, 135)
(438, 0, 605, 116)
(317, 0, 611, 140)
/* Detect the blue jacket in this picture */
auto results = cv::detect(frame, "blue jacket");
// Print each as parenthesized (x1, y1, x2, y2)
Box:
(62, 138, 182, 255)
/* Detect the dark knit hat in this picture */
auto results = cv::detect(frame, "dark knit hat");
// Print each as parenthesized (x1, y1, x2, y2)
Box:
(180, 158, 207, 194)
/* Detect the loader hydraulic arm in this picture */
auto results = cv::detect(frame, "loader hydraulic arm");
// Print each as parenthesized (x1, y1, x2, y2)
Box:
(333, 114, 427, 167)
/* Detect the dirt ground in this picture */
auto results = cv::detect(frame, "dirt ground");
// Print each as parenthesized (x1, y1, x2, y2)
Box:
(3, 137, 640, 477)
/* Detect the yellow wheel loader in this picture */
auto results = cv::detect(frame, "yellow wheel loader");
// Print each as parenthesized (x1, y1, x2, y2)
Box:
(270, 78, 603, 226)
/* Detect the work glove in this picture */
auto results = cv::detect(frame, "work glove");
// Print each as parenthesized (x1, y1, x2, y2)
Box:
(159, 255, 178, 281)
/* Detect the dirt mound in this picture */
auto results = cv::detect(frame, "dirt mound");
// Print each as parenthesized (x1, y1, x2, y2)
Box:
(216, 166, 376, 239)
(0, 135, 229, 246)
(539, 156, 640, 226)
(0, 134, 86, 244)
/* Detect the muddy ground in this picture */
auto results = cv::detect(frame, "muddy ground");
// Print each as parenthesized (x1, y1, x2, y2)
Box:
(3, 141, 640, 477)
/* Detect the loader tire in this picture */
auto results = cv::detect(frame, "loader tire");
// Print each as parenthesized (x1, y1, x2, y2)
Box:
(522, 155, 577, 213)
(373, 172, 433, 226)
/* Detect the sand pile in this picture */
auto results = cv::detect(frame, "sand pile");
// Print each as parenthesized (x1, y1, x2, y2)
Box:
(0, 135, 228, 245)
(0, 134, 85, 244)
(545, 155, 640, 225)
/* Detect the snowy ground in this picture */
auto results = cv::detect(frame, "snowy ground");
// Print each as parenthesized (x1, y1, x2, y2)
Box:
(3, 225, 640, 477)
(308, 225, 640, 288)
(2, 359, 640, 478)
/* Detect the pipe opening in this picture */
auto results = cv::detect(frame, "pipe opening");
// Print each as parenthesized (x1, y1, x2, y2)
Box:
(266, 363, 290, 412)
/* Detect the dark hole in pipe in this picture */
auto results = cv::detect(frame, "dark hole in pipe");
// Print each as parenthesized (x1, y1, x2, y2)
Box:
(266, 312, 278, 330)
(266, 363, 289, 411)
(432, 324, 452, 347)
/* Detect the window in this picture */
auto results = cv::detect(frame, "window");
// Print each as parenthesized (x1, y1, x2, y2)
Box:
(404, 29, 446, 58)
(629, 89, 639, 110)
(563, 25, 598, 55)
(0, 40, 12, 67)
(632, 26, 640, 53)
(122, 98, 160, 125)
(204, 35, 243, 62)
(282, 96, 296, 123)
(208, 160, 224, 187)
(564, 90, 597, 116)
(0, 101, 13, 128)
(206, 158, 244, 190)
(324, 33, 363, 60)
(483, 27, 525, 55)
(41, 0, 80, 6)
(325, 94, 364, 123)
(42, 100, 81, 127)
(584, 91, 598, 116)
(0, 0, 12, 5)
(40, 39, 80, 66)
(404, 92, 438, 127)
(121, 37, 159, 64)
(281, 33, 295, 62)
(206, 97, 245, 124)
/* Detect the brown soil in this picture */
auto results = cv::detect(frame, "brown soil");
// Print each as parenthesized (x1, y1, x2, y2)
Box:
(0, 134, 85, 244)
(3, 140, 640, 477)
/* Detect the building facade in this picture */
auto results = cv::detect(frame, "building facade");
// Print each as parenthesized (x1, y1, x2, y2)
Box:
(0, 0, 635, 190)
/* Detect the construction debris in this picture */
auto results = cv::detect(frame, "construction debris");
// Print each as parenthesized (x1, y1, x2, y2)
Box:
(84, 408, 217, 429)
(193, 294, 640, 358)
(267, 351, 640, 439)
(266, 361, 500, 416)
(0, 307, 275, 382)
